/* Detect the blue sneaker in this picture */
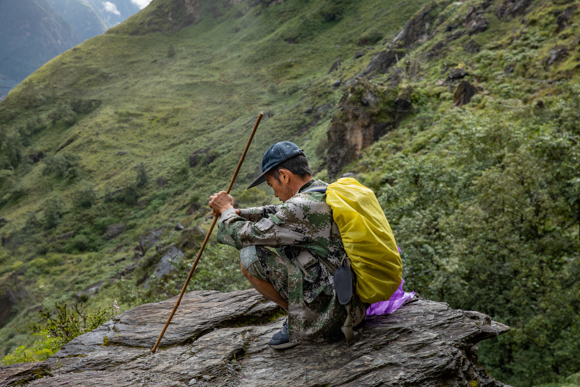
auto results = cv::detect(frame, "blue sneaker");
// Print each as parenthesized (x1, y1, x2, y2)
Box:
(269, 319, 298, 349)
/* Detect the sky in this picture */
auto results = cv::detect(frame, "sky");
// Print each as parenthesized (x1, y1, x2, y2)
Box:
(131, 0, 152, 9)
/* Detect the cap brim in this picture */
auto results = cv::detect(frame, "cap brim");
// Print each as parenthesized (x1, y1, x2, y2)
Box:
(246, 172, 267, 189)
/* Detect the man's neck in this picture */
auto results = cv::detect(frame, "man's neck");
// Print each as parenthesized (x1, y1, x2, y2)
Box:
(292, 176, 313, 196)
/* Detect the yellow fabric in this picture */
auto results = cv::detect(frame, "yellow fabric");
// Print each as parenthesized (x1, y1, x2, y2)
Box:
(326, 178, 402, 304)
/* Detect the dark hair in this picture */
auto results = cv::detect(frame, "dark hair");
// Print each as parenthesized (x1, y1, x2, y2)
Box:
(267, 153, 312, 182)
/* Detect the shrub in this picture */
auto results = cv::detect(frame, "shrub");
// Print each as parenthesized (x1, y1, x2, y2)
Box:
(47, 101, 77, 125)
(73, 182, 96, 208)
(1, 302, 117, 365)
(43, 196, 64, 230)
(1, 331, 60, 365)
(42, 153, 80, 180)
(135, 162, 148, 188)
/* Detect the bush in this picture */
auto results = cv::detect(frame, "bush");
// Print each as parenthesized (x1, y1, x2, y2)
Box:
(135, 162, 148, 188)
(372, 90, 580, 386)
(1, 302, 117, 365)
(1, 331, 60, 365)
(42, 153, 80, 180)
(73, 182, 96, 208)
(43, 196, 64, 230)
(47, 101, 77, 125)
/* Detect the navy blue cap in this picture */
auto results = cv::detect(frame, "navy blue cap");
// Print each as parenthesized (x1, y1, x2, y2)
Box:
(247, 141, 304, 189)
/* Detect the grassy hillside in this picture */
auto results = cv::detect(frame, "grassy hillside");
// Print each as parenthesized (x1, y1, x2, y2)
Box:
(0, 0, 578, 385)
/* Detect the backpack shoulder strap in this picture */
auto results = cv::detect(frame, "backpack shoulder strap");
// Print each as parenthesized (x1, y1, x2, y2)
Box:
(303, 185, 327, 194)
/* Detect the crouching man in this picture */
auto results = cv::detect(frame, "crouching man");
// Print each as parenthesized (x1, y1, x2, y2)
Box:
(208, 141, 366, 349)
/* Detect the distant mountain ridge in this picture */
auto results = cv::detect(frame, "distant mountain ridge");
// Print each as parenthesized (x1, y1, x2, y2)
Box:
(0, 0, 145, 98)
(0, 0, 80, 96)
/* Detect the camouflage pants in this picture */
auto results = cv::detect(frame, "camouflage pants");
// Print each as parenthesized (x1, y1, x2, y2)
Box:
(240, 245, 367, 343)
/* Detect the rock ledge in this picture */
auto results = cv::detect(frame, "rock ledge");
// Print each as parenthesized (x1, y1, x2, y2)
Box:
(0, 289, 510, 386)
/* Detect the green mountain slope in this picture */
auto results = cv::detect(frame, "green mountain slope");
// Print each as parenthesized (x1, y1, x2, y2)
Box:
(0, 0, 579, 385)
(0, 0, 80, 95)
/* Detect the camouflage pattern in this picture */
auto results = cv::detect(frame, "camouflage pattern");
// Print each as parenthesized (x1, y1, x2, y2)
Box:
(218, 179, 367, 343)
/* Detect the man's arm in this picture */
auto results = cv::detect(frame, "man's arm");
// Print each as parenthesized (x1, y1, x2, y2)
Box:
(217, 202, 312, 250)
(238, 206, 280, 222)
(208, 191, 279, 221)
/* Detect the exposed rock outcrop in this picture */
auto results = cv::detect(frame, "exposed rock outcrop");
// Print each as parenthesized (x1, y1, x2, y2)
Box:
(364, 1, 452, 76)
(145, 245, 185, 287)
(104, 223, 126, 239)
(454, 81, 478, 107)
(0, 289, 510, 386)
(327, 79, 403, 178)
(495, 0, 533, 20)
(544, 45, 570, 68)
(0, 273, 28, 328)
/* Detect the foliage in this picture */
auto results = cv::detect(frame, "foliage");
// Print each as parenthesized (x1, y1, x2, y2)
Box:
(1, 302, 116, 365)
(118, 244, 249, 306)
(42, 153, 80, 180)
(73, 181, 97, 208)
(135, 162, 149, 189)
(43, 195, 65, 230)
(370, 89, 580, 386)
(0, 330, 60, 365)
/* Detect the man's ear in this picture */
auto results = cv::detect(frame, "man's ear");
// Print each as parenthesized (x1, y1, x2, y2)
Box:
(278, 168, 291, 183)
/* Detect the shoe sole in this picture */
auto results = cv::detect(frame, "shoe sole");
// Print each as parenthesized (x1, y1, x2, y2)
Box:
(269, 341, 299, 350)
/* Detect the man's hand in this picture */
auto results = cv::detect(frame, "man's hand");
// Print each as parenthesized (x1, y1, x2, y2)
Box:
(208, 191, 236, 217)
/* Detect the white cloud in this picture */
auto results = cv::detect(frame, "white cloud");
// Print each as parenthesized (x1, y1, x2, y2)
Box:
(103, 1, 121, 15)
(131, 0, 152, 9)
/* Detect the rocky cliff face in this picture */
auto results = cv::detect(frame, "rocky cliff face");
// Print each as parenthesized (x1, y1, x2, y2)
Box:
(0, 289, 510, 386)
(326, 79, 409, 179)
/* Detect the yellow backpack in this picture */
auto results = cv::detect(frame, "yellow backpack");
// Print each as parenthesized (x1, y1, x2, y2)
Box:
(307, 178, 402, 304)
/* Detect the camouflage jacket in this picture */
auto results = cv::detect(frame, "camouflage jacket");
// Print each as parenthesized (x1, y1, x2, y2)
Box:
(217, 179, 347, 303)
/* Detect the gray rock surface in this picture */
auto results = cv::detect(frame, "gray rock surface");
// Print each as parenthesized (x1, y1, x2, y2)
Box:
(104, 223, 126, 239)
(0, 289, 511, 386)
(144, 245, 185, 287)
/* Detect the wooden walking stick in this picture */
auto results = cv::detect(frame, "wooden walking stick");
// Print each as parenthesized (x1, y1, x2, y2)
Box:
(151, 112, 263, 353)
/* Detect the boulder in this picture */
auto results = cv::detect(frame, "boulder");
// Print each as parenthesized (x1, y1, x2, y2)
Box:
(328, 60, 341, 73)
(137, 227, 165, 254)
(544, 45, 569, 67)
(0, 289, 511, 386)
(104, 223, 126, 239)
(464, 39, 481, 53)
(363, 49, 405, 76)
(454, 81, 478, 107)
(144, 245, 185, 287)
(495, 0, 533, 20)
(449, 67, 467, 80)
(468, 16, 488, 35)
